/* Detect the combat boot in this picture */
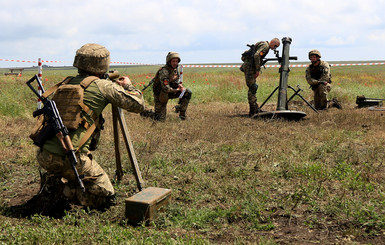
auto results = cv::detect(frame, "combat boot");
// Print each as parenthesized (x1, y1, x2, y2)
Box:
(96, 194, 117, 211)
(179, 111, 186, 120)
(174, 105, 181, 113)
(331, 97, 342, 109)
(140, 109, 156, 119)
(249, 104, 256, 117)
(255, 104, 264, 113)
(7, 174, 70, 218)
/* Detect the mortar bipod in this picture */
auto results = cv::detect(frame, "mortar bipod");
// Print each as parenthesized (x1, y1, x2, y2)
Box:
(259, 85, 318, 113)
(112, 105, 144, 191)
(287, 85, 318, 113)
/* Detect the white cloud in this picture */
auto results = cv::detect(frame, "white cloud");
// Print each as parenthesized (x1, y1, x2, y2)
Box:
(369, 31, 385, 41)
(0, 0, 385, 67)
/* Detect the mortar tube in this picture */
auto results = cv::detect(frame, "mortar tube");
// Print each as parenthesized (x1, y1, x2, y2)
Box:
(276, 37, 292, 111)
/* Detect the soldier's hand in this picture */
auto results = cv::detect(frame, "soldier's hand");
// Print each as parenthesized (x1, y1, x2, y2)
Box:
(254, 71, 260, 78)
(116, 76, 132, 87)
(178, 83, 184, 90)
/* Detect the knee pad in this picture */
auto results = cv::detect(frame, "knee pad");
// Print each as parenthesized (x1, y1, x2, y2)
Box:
(183, 88, 192, 100)
(249, 83, 258, 94)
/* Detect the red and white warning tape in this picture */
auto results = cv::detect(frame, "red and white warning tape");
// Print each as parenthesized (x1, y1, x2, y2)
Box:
(183, 64, 241, 68)
(110, 61, 154, 65)
(0, 59, 149, 65)
(183, 62, 385, 68)
(1, 58, 385, 68)
(0, 58, 63, 64)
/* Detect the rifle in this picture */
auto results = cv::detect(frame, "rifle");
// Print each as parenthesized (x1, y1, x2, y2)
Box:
(178, 64, 186, 98)
(142, 78, 154, 92)
(241, 44, 256, 68)
(26, 75, 85, 192)
(142, 64, 183, 93)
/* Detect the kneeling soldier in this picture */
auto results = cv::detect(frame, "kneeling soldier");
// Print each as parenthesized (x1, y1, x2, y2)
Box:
(35, 43, 144, 211)
(305, 49, 342, 110)
(151, 52, 192, 121)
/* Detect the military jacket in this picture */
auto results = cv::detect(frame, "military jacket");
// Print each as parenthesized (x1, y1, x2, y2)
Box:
(242, 41, 270, 73)
(43, 75, 145, 156)
(253, 41, 270, 72)
(153, 64, 180, 95)
(305, 61, 331, 86)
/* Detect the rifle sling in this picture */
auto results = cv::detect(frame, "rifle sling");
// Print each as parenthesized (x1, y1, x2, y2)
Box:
(76, 117, 99, 153)
(41, 76, 73, 99)
(75, 76, 101, 152)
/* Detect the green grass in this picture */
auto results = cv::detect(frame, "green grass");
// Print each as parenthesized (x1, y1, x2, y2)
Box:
(0, 64, 385, 244)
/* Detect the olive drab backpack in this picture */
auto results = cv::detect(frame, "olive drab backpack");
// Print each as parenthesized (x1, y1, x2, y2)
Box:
(29, 76, 103, 151)
(240, 44, 256, 72)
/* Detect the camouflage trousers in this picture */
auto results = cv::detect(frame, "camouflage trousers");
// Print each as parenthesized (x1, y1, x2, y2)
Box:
(154, 89, 192, 121)
(313, 83, 331, 110)
(36, 149, 114, 209)
(244, 71, 258, 106)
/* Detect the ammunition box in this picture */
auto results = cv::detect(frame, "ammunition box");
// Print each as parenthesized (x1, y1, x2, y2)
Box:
(125, 187, 172, 224)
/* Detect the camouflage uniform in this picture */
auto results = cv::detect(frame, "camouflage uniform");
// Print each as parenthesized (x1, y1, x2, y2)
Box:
(152, 52, 192, 121)
(240, 41, 270, 115)
(305, 60, 332, 110)
(37, 44, 145, 210)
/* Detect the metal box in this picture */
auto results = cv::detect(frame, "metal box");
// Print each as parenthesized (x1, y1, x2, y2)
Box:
(356, 96, 384, 108)
(125, 187, 172, 224)
(357, 100, 383, 108)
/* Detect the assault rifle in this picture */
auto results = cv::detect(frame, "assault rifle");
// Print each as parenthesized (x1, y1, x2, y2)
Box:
(142, 78, 154, 91)
(241, 44, 256, 68)
(178, 64, 185, 98)
(26, 75, 85, 192)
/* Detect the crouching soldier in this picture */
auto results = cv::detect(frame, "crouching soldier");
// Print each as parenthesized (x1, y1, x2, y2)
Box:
(32, 43, 144, 214)
(306, 49, 342, 110)
(151, 52, 192, 121)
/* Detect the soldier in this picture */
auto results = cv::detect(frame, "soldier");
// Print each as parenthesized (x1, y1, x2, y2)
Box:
(305, 49, 342, 110)
(240, 38, 280, 116)
(151, 52, 192, 121)
(35, 43, 145, 212)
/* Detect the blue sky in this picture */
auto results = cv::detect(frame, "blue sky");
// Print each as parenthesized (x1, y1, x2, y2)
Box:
(0, 0, 384, 67)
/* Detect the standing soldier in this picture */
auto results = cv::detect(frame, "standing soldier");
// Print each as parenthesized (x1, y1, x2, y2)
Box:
(33, 43, 145, 214)
(306, 49, 342, 110)
(240, 38, 280, 116)
(151, 52, 192, 121)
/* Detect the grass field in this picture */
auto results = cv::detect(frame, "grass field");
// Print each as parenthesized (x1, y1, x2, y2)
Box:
(0, 63, 385, 244)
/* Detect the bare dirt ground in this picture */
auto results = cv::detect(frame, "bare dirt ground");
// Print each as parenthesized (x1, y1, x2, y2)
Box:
(1, 102, 385, 244)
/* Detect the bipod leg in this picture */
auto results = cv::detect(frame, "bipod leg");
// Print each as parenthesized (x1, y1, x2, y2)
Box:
(112, 106, 124, 182)
(114, 106, 145, 191)
(287, 86, 302, 103)
(260, 86, 279, 109)
(288, 85, 318, 113)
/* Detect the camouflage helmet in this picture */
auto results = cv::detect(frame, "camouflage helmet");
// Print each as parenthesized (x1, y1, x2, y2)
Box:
(308, 49, 321, 59)
(166, 52, 181, 64)
(73, 43, 110, 74)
